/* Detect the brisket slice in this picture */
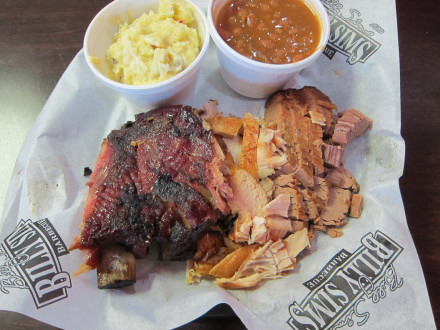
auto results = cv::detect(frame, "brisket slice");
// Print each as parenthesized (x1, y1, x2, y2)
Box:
(72, 105, 228, 269)
(264, 86, 337, 187)
(263, 87, 365, 241)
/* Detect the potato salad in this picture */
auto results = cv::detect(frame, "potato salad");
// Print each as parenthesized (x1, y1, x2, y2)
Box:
(107, 0, 199, 85)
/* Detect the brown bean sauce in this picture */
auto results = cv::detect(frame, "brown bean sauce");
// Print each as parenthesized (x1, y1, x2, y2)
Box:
(215, 0, 322, 64)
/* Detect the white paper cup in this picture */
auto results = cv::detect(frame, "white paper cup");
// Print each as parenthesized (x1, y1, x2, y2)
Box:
(84, 0, 210, 108)
(207, 0, 330, 98)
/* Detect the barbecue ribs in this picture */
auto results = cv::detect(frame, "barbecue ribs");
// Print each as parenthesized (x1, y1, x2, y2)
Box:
(70, 105, 231, 288)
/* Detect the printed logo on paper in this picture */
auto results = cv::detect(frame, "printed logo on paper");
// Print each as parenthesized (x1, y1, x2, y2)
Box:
(0, 219, 71, 308)
(287, 231, 404, 329)
(322, 0, 384, 64)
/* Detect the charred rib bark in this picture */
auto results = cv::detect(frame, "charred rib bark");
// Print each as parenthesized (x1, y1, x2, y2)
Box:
(71, 105, 230, 287)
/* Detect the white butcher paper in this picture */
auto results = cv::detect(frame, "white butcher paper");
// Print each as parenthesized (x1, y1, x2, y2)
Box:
(0, 0, 435, 329)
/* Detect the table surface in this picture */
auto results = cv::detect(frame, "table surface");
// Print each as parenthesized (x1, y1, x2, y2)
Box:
(0, 0, 439, 328)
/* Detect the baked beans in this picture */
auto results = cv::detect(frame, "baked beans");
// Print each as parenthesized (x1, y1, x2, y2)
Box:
(215, 0, 322, 64)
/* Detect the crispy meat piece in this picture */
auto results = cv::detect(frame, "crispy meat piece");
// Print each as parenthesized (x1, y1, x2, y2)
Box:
(349, 194, 364, 218)
(240, 113, 260, 181)
(325, 167, 360, 192)
(332, 108, 372, 144)
(322, 143, 344, 168)
(319, 187, 352, 225)
(205, 115, 243, 138)
(97, 245, 136, 289)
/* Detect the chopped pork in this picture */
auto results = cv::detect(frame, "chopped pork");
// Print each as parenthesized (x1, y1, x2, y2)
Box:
(322, 143, 344, 168)
(187, 87, 371, 289)
(332, 108, 372, 144)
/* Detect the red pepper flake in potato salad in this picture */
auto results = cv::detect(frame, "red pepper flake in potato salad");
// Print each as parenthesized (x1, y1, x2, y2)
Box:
(107, 0, 200, 85)
(215, 0, 322, 64)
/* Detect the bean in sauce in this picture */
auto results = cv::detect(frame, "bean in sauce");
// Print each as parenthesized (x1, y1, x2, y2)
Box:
(215, 0, 322, 64)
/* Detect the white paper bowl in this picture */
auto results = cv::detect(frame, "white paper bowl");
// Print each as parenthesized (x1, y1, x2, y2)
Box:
(84, 0, 210, 108)
(207, 0, 330, 98)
